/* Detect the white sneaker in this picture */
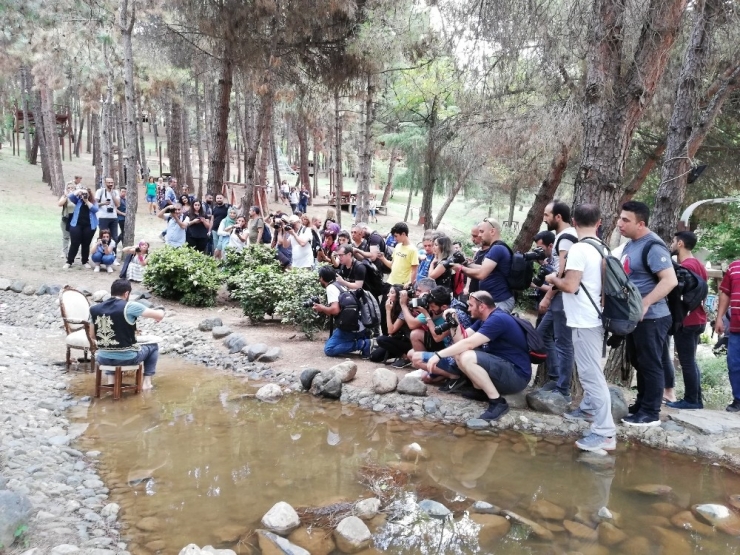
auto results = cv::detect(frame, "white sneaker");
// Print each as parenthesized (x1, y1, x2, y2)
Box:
(112, 260, 120, 267)
(93, 265, 100, 273)
(107, 267, 114, 273)
(84, 263, 92, 270)
(62, 263, 71, 269)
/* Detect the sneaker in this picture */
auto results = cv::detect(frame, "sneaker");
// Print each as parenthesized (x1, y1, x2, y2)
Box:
(576, 433, 616, 452)
(726, 400, 740, 413)
(62, 263, 71, 269)
(93, 265, 100, 273)
(461, 387, 489, 402)
(666, 399, 703, 410)
(546, 389, 572, 405)
(564, 408, 595, 422)
(391, 358, 411, 369)
(83, 263, 92, 270)
(628, 403, 640, 415)
(621, 413, 661, 427)
(107, 266, 114, 273)
(113, 260, 120, 267)
(539, 380, 558, 392)
(480, 399, 509, 421)
(439, 376, 470, 394)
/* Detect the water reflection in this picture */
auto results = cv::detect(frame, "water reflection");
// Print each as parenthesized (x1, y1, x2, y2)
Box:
(72, 360, 740, 554)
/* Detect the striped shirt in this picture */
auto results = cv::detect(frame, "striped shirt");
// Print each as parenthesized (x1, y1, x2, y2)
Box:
(719, 260, 740, 333)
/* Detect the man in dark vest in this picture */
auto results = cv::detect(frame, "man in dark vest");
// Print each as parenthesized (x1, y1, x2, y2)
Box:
(90, 279, 164, 390)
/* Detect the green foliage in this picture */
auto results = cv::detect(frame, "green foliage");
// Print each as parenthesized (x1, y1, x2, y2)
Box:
(274, 268, 328, 339)
(229, 264, 285, 322)
(222, 244, 281, 292)
(143, 246, 222, 307)
(695, 203, 740, 264)
(681, 355, 732, 410)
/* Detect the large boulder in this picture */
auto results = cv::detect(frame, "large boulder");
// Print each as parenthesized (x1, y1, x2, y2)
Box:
(261, 502, 301, 536)
(333, 516, 372, 553)
(300, 369, 321, 390)
(212, 326, 232, 339)
(354, 498, 381, 521)
(256, 384, 284, 403)
(198, 318, 223, 331)
(609, 386, 629, 422)
(525, 389, 569, 415)
(310, 372, 343, 399)
(259, 347, 283, 363)
(247, 344, 269, 362)
(397, 376, 427, 396)
(223, 334, 247, 354)
(372, 368, 398, 394)
(330, 361, 357, 383)
(0, 490, 32, 549)
(288, 527, 336, 555)
(257, 530, 310, 555)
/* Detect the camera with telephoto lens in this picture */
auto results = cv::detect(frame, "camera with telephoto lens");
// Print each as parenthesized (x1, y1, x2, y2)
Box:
(409, 292, 429, 309)
(441, 250, 467, 269)
(532, 263, 554, 287)
(302, 295, 321, 308)
(434, 312, 459, 335)
(523, 246, 547, 262)
(273, 215, 289, 230)
(80, 191, 88, 200)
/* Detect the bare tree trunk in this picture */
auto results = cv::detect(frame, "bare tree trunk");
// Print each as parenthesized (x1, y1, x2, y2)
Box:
(420, 99, 439, 229)
(206, 45, 234, 197)
(194, 75, 205, 198)
(334, 89, 343, 227)
(92, 112, 102, 185)
(32, 90, 50, 183)
(86, 111, 92, 154)
(116, 105, 125, 190)
(382, 146, 398, 207)
(20, 65, 32, 160)
(181, 102, 193, 189)
(29, 130, 39, 165)
(153, 113, 159, 165)
(297, 118, 310, 189)
(356, 73, 375, 224)
(101, 53, 114, 183)
(39, 81, 65, 195)
(169, 99, 183, 182)
(74, 110, 84, 158)
(404, 167, 416, 222)
(271, 123, 282, 203)
(120, 0, 138, 247)
(137, 96, 148, 179)
(312, 128, 320, 198)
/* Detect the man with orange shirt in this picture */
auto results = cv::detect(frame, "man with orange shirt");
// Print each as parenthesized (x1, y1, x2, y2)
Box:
(716, 255, 740, 413)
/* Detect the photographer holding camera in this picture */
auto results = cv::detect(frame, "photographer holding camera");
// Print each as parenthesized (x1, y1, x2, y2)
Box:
(428, 234, 455, 290)
(284, 214, 313, 269)
(529, 231, 556, 325)
(63, 187, 99, 270)
(157, 203, 189, 247)
(95, 178, 121, 246)
(226, 216, 249, 252)
(91, 229, 116, 273)
(314, 266, 371, 358)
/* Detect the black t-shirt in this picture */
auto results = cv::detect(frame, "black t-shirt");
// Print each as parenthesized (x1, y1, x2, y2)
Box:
(468, 246, 489, 293)
(339, 261, 367, 284)
(76, 204, 91, 228)
(187, 211, 209, 239)
(365, 232, 388, 274)
(212, 204, 230, 231)
(431, 260, 453, 289)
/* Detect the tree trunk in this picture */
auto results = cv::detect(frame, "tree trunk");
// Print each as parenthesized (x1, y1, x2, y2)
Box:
(206, 44, 234, 197)
(169, 99, 183, 183)
(298, 118, 310, 192)
(513, 142, 572, 253)
(116, 104, 125, 190)
(334, 89, 343, 227)
(382, 146, 398, 208)
(312, 128, 320, 198)
(433, 162, 476, 229)
(271, 125, 282, 203)
(181, 101, 193, 189)
(153, 113, 159, 168)
(32, 90, 50, 183)
(120, 0, 138, 247)
(137, 95, 148, 179)
(404, 168, 416, 222)
(194, 74, 205, 198)
(39, 81, 65, 195)
(92, 112, 102, 185)
(29, 129, 39, 165)
(20, 65, 32, 160)
(572, 0, 688, 208)
(507, 183, 518, 230)
(356, 74, 375, 224)
(86, 111, 92, 154)
(420, 99, 439, 229)
(74, 111, 84, 158)
(101, 55, 114, 183)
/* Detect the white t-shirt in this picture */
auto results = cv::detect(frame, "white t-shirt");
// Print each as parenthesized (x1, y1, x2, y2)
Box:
(289, 226, 314, 268)
(326, 282, 341, 305)
(562, 240, 603, 328)
(96, 188, 120, 220)
(553, 226, 577, 273)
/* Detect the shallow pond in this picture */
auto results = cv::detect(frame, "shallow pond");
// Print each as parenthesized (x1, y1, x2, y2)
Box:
(72, 360, 740, 555)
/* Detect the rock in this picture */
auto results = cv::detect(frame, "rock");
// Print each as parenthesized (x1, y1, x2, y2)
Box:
(179, 545, 203, 555)
(288, 527, 336, 555)
(261, 501, 301, 536)
(91, 290, 109, 302)
(501, 510, 554, 540)
(563, 519, 597, 540)
(528, 499, 566, 521)
(650, 502, 681, 518)
(526, 389, 568, 415)
(619, 536, 653, 555)
(608, 386, 629, 422)
(135, 516, 163, 532)
(651, 526, 692, 555)
(213, 524, 250, 545)
(396, 376, 427, 396)
(597, 522, 627, 546)
(257, 530, 310, 555)
(101, 503, 120, 518)
(354, 498, 381, 521)
(22, 285, 35, 295)
(670, 510, 715, 536)
(0, 489, 32, 549)
(198, 318, 223, 331)
(372, 368, 398, 394)
(50, 546, 80, 555)
(310, 372, 343, 399)
(212, 326, 232, 339)
(693, 503, 740, 535)
(418, 499, 451, 518)
(202, 547, 237, 555)
(471, 501, 503, 515)
(224, 334, 247, 354)
(300, 369, 321, 390)
(247, 343, 269, 362)
(333, 516, 372, 553)
(0, 278, 11, 290)
(629, 484, 673, 496)
(465, 419, 490, 430)
(256, 384, 284, 403)
(669, 410, 740, 435)
(146, 540, 167, 552)
(401, 443, 430, 462)
(469, 514, 510, 544)
(330, 361, 357, 383)
(10, 281, 26, 293)
(33, 284, 47, 295)
(729, 494, 740, 511)
(259, 347, 282, 362)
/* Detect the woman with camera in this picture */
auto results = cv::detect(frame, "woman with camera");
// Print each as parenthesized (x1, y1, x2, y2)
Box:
(226, 216, 249, 252)
(186, 199, 212, 253)
(157, 203, 189, 247)
(58, 181, 77, 258)
(216, 207, 239, 252)
(121, 241, 150, 282)
(63, 188, 99, 269)
(428, 234, 455, 290)
(91, 229, 116, 272)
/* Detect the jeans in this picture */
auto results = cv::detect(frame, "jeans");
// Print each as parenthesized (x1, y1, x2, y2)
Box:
(537, 309, 557, 382)
(61, 218, 71, 254)
(662, 337, 675, 389)
(91, 252, 116, 266)
(324, 328, 367, 357)
(551, 294, 574, 394)
(572, 326, 615, 438)
(494, 296, 516, 314)
(96, 344, 159, 376)
(728, 333, 740, 403)
(67, 225, 96, 265)
(674, 325, 703, 405)
(626, 315, 672, 419)
(98, 218, 119, 243)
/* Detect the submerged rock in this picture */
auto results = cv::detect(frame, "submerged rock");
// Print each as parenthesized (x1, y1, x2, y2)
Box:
(256, 384, 284, 403)
(528, 499, 566, 521)
(670, 511, 715, 536)
(288, 527, 335, 555)
(354, 498, 381, 521)
(212, 524, 250, 545)
(651, 525, 693, 555)
(257, 530, 310, 555)
(693, 503, 740, 535)
(502, 510, 554, 540)
(333, 516, 372, 553)
(629, 484, 673, 496)
(401, 442, 430, 462)
(372, 368, 398, 394)
(597, 521, 627, 546)
(563, 519, 597, 541)
(469, 514, 510, 544)
(261, 501, 301, 536)
(418, 499, 451, 518)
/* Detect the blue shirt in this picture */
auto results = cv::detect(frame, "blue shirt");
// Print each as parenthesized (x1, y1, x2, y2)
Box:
(479, 244, 513, 302)
(118, 198, 127, 222)
(470, 311, 531, 379)
(68, 194, 99, 229)
(97, 302, 147, 360)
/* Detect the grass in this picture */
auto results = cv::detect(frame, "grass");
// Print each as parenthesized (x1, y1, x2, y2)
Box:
(672, 353, 733, 410)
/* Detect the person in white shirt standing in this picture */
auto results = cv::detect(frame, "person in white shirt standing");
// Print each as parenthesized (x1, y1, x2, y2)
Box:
(96, 178, 121, 261)
(284, 214, 313, 268)
(546, 203, 615, 452)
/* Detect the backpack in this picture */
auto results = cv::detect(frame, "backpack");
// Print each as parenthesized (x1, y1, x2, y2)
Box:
(451, 268, 465, 297)
(554, 233, 578, 255)
(355, 288, 382, 338)
(335, 284, 360, 332)
(493, 241, 534, 292)
(310, 228, 322, 256)
(358, 260, 384, 299)
(580, 238, 643, 336)
(261, 222, 272, 244)
(642, 240, 708, 333)
(510, 313, 548, 364)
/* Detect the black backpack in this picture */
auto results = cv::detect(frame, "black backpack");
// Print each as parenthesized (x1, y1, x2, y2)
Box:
(510, 312, 547, 364)
(335, 284, 360, 332)
(358, 260, 384, 299)
(642, 240, 708, 333)
(493, 241, 534, 292)
(261, 221, 272, 244)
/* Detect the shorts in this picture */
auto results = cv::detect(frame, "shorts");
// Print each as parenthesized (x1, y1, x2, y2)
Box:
(146, 195, 156, 203)
(474, 351, 528, 395)
(420, 351, 460, 375)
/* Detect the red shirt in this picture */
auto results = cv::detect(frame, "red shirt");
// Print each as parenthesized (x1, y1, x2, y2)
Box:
(681, 257, 707, 327)
(719, 260, 740, 333)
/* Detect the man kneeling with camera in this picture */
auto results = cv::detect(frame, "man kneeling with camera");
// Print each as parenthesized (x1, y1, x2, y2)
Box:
(424, 291, 532, 421)
(313, 266, 371, 358)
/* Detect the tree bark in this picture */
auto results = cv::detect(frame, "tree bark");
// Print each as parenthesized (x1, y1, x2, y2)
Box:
(20, 65, 32, 160)
(194, 75, 205, 198)
(38, 81, 65, 195)
(32, 90, 50, 183)
(206, 44, 234, 197)
(271, 123, 282, 203)
(101, 51, 114, 183)
(119, 0, 138, 247)
(137, 95, 148, 180)
(91, 112, 102, 185)
(356, 73, 376, 224)
(74, 111, 84, 158)
(116, 104, 125, 190)
(312, 128, 320, 199)
(572, 0, 688, 209)
(169, 99, 183, 183)
(382, 146, 397, 207)
(297, 118, 310, 192)
(334, 89, 343, 227)
(181, 100, 193, 189)
(86, 111, 92, 154)
(513, 143, 572, 253)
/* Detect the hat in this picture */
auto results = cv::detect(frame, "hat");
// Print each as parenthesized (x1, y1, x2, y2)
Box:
(288, 215, 300, 224)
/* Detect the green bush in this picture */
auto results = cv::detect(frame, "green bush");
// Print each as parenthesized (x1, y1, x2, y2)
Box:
(222, 244, 279, 291)
(274, 268, 328, 339)
(682, 355, 732, 410)
(230, 264, 285, 321)
(143, 246, 223, 307)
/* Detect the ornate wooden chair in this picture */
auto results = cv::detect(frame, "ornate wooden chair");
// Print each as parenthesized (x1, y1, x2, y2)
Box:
(59, 286, 96, 373)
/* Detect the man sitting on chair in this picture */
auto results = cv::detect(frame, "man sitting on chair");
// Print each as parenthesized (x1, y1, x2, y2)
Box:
(90, 279, 164, 390)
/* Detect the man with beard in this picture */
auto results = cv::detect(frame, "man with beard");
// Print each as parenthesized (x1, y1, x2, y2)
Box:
(466, 225, 488, 294)
(211, 194, 231, 259)
(534, 201, 578, 405)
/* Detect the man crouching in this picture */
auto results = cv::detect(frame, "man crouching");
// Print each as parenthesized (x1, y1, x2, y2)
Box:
(424, 291, 531, 421)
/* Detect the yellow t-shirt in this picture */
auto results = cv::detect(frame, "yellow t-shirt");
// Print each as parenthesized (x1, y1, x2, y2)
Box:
(388, 243, 419, 285)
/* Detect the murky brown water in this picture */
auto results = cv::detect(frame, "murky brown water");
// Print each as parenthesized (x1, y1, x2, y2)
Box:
(72, 360, 740, 555)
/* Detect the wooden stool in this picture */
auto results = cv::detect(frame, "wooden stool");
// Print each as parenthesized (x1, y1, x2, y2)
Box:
(95, 363, 143, 400)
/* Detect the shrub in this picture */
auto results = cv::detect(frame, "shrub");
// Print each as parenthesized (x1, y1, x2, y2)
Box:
(274, 268, 328, 339)
(230, 264, 285, 322)
(143, 246, 223, 307)
(676, 355, 733, 410)
(222, 244, 281, 291)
